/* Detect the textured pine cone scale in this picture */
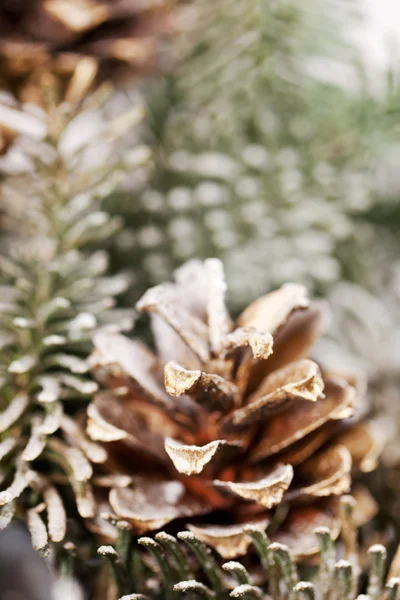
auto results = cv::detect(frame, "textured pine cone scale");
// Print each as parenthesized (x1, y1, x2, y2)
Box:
(0, 0, 182, 103)
(87, 259, 382, 561)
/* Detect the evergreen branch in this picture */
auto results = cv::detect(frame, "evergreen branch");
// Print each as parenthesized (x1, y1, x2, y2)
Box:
(99, 525, 400, 600)
(0, 95, 146, 546)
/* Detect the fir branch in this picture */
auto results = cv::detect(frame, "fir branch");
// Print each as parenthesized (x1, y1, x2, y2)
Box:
(99, 525, 400, 600)
(0, 93, 147, 546)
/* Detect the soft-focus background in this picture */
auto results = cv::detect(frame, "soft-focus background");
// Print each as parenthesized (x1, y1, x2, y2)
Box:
(104, 0, 400, 307)
(1, 0, 400, 590)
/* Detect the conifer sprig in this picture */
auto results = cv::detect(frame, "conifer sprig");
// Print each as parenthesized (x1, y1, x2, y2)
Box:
(98, 497, 400, 600)
(0, 93, 147, 548)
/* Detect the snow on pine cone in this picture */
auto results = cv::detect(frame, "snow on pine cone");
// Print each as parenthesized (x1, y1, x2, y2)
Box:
(87, 259, 382, 561)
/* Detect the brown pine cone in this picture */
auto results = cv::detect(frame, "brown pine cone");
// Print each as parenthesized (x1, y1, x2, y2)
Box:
(87, 259, 382, 561)
(0, 0, 184, 104)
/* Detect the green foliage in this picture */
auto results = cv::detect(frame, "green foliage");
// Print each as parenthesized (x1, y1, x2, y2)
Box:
(0, 92, 145, 545)
(99, 518, 400, 600)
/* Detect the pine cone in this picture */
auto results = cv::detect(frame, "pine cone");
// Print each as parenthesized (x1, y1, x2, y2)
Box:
(87, 259, 382, 561)
(0, 0, 183, 104)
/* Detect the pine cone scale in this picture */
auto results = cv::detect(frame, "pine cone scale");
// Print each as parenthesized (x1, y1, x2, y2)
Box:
(0, 0, 183, 107)
(249, 378, 356, 462)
